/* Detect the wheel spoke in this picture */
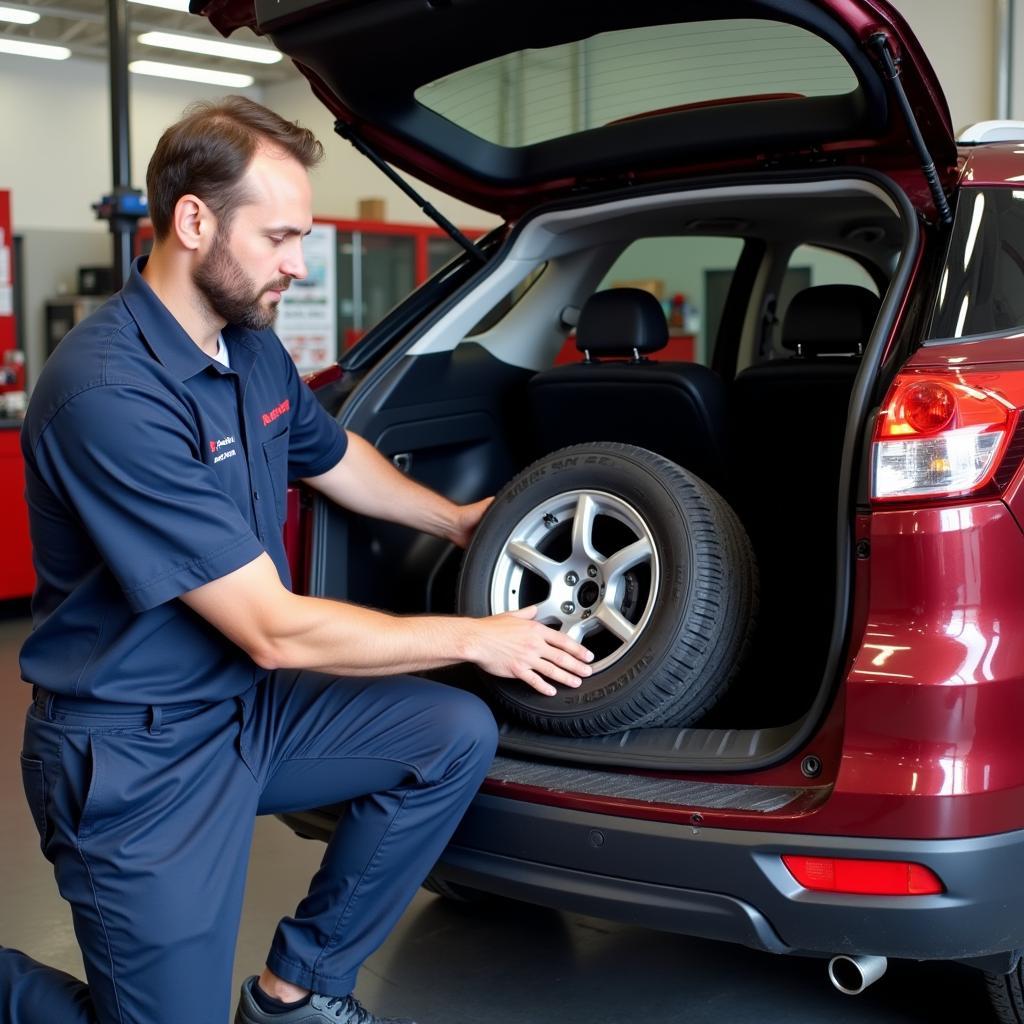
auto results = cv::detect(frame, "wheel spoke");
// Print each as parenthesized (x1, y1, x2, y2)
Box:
(533, 598, 566, 626)
(506, 540, 562, 584)
(595, 604, 638, 643)
(571, 494, 600, 561)
(566, 617, 602, 643)
(602, 538, 653, 584)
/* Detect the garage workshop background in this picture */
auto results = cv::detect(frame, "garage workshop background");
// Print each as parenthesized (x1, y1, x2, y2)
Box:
(0, 2, 1022, 1021)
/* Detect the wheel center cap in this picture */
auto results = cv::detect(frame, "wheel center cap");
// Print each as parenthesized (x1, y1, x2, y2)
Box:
(576, 580, 600, 608)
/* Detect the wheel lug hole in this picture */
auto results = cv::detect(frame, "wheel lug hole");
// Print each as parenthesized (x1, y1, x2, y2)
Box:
(561, 601, 576, 615)
(565, 571, 579, 586)
(582, 609, 592, 619)
(587, 565, 598, 578)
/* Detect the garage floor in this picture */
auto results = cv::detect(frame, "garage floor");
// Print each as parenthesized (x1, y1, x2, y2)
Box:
(0, 611, 988, 1023)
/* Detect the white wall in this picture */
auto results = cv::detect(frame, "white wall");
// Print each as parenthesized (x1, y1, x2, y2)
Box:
(889, 0, 998, 132)
(0, 52, 498, 235)
(0, 52, 263, 232)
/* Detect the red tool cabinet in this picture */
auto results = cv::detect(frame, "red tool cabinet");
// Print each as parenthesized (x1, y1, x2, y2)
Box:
(0, 188, 34, 603)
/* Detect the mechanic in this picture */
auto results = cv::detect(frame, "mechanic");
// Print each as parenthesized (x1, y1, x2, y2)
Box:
(0, 97, 593, 1024)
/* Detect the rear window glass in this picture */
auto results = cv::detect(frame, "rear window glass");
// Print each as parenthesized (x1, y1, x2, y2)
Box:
(415, 19, 858, 148)
(773, 245, 879, 356)
(930, 188, 1024, 340)
(465, 264, 547, 336)
(597, 236, 745, 366)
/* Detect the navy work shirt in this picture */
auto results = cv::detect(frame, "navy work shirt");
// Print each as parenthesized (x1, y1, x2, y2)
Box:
(19, 256, 348, 704)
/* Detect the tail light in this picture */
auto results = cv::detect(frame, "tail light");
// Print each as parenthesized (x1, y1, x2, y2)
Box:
(871, 369, 1024, 503)
(782, 855, 944, 896)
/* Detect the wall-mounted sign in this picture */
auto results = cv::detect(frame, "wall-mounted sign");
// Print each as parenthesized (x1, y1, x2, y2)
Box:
(275, 222, 337, 374)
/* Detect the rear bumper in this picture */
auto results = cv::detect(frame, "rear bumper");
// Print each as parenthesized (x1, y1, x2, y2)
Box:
(427, 794, 1024, 968)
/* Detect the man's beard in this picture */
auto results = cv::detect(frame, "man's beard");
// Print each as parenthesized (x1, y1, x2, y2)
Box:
(192, 229, 288, 331)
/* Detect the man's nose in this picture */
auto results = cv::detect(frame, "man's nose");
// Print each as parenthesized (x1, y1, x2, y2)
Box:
(282, 243, 308, 281)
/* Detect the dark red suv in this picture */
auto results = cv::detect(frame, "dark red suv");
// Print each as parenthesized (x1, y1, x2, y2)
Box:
(198, 0, 1024, 1017)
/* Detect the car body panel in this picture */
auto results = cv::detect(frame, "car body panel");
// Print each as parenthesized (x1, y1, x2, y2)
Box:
(959, 144, 1024, 187)
(436, 796, 1024, 961)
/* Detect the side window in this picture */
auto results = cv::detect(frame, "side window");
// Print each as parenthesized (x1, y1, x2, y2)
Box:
(773, 244, 879, 356)
(930, 188, 1024, 340)
(464, 264, 548, 337)
(596, 237, 746, 366)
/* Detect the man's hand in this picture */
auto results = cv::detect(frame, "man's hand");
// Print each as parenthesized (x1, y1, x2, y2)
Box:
(462, 605, 594, 697)
(448, 496, 494, 549)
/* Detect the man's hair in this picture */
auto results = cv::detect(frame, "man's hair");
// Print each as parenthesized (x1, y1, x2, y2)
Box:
(146, 96, 324, 240)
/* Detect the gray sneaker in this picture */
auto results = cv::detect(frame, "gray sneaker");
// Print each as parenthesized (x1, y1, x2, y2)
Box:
(235, 976, 417, 1024)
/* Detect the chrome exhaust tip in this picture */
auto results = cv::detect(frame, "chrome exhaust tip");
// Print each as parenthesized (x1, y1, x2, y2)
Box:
(828, 954, 888, 995)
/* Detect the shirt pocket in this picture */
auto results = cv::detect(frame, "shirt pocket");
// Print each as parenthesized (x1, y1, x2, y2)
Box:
(262, 428, 290, 527)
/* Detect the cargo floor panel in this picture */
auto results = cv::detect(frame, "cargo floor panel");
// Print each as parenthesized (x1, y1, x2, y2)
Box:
(495, 720, 800, 770)
(486, 755, 809, 813)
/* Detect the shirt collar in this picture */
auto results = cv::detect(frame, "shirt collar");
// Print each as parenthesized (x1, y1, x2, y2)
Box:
(121, 255, 262, 381)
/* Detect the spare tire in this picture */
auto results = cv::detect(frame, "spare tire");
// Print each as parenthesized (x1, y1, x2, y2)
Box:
(457, 443, 758, 736)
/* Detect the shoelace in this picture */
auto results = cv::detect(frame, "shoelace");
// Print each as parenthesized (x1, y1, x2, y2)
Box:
(322, 995, 375, 1023)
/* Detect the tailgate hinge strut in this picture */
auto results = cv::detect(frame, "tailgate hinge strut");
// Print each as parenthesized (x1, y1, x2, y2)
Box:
(868, 32, 953, 226)
(334, 119, 488, 265)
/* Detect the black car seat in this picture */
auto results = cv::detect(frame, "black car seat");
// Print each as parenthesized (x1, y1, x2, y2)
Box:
(526, 288, 730, 488)
(730, 283, 879, 502)
(723, 283, 880, 724)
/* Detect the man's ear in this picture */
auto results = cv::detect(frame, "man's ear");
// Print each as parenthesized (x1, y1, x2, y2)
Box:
(172, 194, 216, 253)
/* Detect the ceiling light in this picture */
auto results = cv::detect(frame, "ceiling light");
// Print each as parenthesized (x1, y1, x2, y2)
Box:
(0, 38, 70, 59)
(129, 60, 253, 87)
(128, 0, 191, 11)
(138, 30, 281, 64)
(0, 6, 40, 24)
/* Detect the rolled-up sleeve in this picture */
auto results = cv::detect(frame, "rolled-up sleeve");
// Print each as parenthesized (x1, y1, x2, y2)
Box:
(32, 383, 266, 612)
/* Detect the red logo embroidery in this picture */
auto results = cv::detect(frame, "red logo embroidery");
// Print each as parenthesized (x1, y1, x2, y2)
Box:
(261, 398, 290, 427)
(209, 440, 217, 452)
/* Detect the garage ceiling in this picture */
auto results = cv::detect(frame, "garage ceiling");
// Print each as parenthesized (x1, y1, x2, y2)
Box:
(0, 0, 298, 84)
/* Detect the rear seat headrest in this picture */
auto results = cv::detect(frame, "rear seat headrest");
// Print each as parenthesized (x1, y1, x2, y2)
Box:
(782, 284, 880, 357)
(576, 288, 668, 360)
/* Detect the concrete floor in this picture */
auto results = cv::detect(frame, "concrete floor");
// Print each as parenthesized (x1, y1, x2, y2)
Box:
(0, 610, 991, 1023)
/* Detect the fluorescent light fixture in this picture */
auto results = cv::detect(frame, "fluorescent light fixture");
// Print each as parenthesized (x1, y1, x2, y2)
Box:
(138, 30, 281, 64)
(128, 0, 191, 9)
(0, 38, 70, 59)
(0, 6, 40, 24)
(129, 59, 253, 87)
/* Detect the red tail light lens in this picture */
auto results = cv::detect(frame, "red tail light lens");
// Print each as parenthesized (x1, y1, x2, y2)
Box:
(782, 855, 944, 896)
(872, 369, 1024, 502)
(899, 381, 956, 434)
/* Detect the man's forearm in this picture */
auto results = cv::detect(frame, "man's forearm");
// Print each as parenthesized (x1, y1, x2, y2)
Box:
(304, 431, 460, 541)
(181, 552, 592, 694)
(255, 590, 479, 676)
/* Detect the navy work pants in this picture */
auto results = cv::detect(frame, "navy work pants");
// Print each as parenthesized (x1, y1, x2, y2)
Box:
(2, 670, 498, 1024)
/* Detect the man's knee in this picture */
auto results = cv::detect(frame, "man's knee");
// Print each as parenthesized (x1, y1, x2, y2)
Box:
(436, 687, 499, 770)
